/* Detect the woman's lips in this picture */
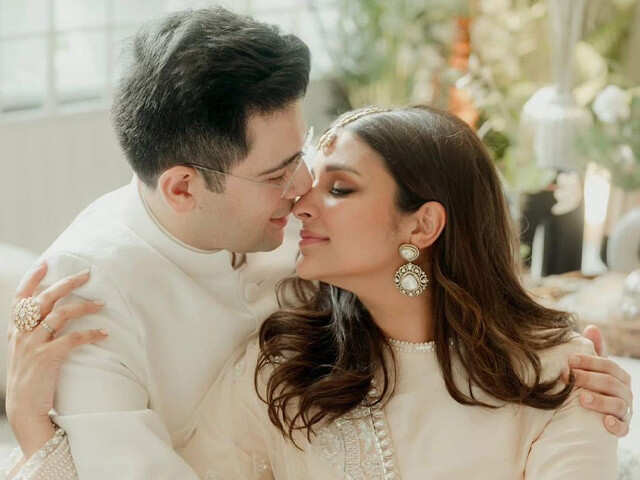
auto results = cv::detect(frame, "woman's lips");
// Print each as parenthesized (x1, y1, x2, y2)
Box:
(299, 230, 329, 247)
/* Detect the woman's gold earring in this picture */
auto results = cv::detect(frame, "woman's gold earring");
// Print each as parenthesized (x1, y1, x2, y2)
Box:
(394, 244, 429, 297)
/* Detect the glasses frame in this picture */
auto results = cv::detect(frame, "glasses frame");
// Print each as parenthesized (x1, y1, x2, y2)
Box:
(181, 127, 315, 198)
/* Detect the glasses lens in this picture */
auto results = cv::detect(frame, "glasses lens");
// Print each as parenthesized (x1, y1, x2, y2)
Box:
(280, 127, 314, 198)
(280, 156, 305, 198)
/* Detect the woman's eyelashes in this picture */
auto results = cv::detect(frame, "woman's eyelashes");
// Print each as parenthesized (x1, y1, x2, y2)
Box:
(329, 182, 354, 197)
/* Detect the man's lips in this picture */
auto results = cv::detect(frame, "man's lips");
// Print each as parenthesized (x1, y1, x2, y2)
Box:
(299, 229, 329, 247)
(269, 216, 289, 228)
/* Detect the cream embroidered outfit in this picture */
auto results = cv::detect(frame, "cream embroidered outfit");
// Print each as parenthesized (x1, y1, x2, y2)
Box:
(2, 177, 299, 479)
(4, 329, 618, 478)
(178, 335, 617, 480)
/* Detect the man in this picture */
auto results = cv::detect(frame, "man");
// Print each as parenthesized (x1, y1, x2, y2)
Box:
(5, 7, 633, 479)
(8, 8, 310, 478)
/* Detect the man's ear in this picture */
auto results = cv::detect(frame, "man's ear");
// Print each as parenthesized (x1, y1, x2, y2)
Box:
(408, 201, 446, 249)
(157, 166, 200, 213)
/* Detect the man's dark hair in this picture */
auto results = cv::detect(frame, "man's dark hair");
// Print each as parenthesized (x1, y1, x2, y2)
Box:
(112, 7, 311, 190)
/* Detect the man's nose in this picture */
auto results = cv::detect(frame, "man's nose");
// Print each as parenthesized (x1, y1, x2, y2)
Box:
(283, 161, 313, 199)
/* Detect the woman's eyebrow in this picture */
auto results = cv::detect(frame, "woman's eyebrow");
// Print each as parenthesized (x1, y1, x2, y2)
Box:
(324, 164, 361, 176)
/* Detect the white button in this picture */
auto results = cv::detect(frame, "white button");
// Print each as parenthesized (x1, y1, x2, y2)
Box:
(244, 283, 261, 302)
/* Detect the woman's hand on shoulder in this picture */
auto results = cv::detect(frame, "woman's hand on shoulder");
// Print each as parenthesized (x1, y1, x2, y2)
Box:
(7, 262, 108, 458)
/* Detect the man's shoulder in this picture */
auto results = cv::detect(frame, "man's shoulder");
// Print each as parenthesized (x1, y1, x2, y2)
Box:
(40, 184, 153, 285)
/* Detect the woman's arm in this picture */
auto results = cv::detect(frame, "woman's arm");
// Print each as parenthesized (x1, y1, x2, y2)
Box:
(3, 428, 77, 480)
(4, 264, 106, 480)
(7, 257, 206, 479)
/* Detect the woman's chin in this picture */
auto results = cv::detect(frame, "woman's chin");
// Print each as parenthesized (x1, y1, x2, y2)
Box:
(295, 257, 325, 282)
(295, 259, 314, 280)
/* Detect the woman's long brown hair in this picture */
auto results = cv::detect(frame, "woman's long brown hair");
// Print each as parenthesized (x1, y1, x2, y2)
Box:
(256, 106, 576, 445)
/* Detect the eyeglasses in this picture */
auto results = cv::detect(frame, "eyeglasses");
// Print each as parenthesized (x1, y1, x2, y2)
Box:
(182, 127, 315, 198)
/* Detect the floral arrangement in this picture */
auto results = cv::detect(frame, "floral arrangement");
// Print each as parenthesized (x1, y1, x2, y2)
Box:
(578, 85, 640, 191)
(463, 0, 639, 192)
(317, 0, 639, 195)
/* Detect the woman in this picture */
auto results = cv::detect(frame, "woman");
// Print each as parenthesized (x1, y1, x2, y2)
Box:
(5, 106, 627, 478)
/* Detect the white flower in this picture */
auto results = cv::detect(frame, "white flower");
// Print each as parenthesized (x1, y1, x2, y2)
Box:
(615, 144, 636, 172)
(592, 85, 631, 124)
(479, 0, 511, 15)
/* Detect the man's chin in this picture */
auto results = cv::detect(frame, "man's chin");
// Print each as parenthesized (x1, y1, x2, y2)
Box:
(237, 231, 284, 254)
(262, 230, 286, 251)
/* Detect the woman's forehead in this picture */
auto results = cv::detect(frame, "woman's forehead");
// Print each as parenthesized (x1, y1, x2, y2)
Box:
(313, 131, 379, 173)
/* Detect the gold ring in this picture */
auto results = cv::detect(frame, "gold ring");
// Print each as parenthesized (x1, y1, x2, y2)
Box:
(41, 321, 55, 336)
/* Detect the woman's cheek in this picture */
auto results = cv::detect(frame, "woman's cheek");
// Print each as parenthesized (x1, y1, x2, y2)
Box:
(323, 196, 342, 208)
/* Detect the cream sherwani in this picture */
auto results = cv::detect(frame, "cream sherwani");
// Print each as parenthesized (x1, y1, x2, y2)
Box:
(7, 177, 298, 479)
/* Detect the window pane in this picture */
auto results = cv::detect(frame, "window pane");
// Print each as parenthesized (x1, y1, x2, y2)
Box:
(254, 10, 297, 33)
(0, 0, 48, 37)
(165, 0, 249, 13)
(0, 37, 47, 112)
(297, 7, 337, 78)
(54, 0, 107, 31)
(55, 31, 106, 103)
(111, 26, 138, 86)
(114, 0, 168, 26)
(253, 0, 299, 14)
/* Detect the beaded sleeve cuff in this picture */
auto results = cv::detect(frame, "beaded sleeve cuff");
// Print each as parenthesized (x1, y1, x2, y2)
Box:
(3, 428, 78, 480)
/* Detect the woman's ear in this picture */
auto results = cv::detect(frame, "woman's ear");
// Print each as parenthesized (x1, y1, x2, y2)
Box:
(409, 201, 446, 249)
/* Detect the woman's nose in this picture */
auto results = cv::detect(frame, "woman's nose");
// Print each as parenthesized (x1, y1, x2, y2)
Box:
(293, 188, 317, 220)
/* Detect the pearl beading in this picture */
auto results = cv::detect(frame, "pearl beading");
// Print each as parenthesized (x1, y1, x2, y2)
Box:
(7, 427, 78, 480)
(388, 338, 436, 353)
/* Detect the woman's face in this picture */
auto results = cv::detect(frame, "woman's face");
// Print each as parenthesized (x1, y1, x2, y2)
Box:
(293, 130, 410, 287)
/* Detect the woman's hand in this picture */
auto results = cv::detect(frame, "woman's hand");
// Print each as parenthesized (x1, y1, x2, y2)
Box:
(6, 262, 108, 458)
(571, 325, 634, 437)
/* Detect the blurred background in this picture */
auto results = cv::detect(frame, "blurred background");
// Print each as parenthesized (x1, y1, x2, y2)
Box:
(0, 0, 639, 471)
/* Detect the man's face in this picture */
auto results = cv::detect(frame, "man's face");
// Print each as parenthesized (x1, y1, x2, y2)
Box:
(196, 100, 312, 253)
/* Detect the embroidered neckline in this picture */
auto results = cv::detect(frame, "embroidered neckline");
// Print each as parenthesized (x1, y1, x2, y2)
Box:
(388, 337, 435, 353)
(318, 385, 400, 480)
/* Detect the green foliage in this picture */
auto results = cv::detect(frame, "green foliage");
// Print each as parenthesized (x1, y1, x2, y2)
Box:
(325, 0, 468, 111)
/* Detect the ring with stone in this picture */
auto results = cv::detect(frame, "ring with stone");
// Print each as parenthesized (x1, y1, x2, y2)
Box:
(13, 297, 42, 332)
(40, 321, 55, 336)
(622, 405, 632, 423)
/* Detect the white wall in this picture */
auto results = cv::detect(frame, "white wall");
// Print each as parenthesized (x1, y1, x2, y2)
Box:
(0, 109, 132, 254)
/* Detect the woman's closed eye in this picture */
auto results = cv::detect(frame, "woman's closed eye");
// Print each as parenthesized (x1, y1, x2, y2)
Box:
(329, 182, 354, 196)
